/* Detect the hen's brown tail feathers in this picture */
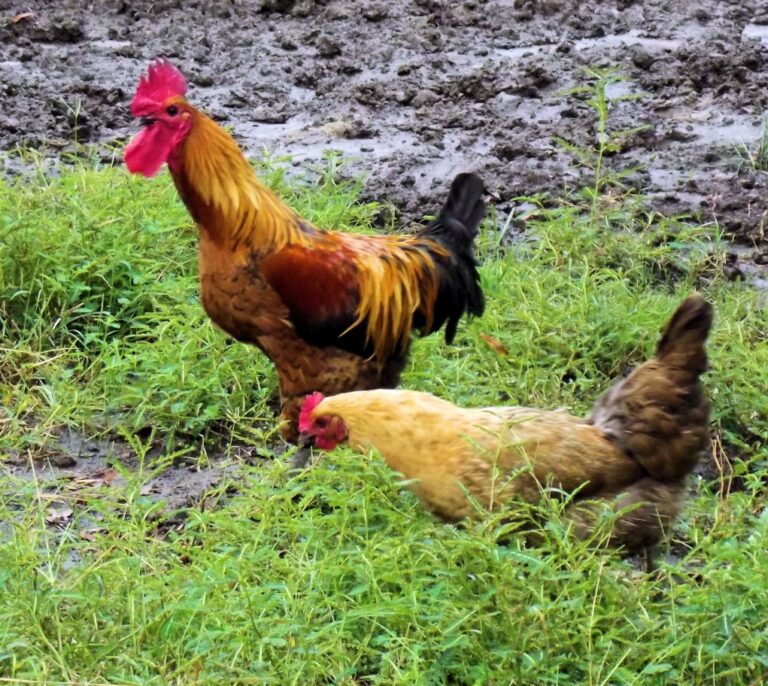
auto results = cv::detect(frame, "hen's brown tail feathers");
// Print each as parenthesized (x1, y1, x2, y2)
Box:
(589, 294, 714, 483)
(654, 293, 712, 377)
(420, 173, 486, 343)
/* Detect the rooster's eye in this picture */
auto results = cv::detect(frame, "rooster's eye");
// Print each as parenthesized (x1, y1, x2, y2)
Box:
(315, 417, 329, 428)
(166, 105, 179, 116)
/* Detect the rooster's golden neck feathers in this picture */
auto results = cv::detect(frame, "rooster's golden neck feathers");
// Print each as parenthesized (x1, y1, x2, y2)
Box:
(175, 110, 307, 251)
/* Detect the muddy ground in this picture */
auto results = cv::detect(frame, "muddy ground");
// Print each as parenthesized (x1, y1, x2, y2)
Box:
(0, 0, 765, 522)
(1, 0, 768, 246)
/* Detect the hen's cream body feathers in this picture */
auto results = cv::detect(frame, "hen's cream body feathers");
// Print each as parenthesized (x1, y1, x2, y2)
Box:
(303, 295, 714, 550)
(316, 390, 644, 522)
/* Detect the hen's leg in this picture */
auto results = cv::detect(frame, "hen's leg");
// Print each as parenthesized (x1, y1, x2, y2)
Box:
(564, 479, 687, 552)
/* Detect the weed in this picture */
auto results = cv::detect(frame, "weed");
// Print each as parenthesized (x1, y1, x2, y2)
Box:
(554, 68, 651, 207)
(734, 117, 768, 174)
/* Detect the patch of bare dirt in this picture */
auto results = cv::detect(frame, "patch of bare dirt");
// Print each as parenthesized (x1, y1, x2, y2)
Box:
(0, 0, 767, 254)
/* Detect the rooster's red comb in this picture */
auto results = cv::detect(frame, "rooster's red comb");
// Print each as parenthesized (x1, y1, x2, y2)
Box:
(299, 392, 326, 433)
(131, 59, 188, 117)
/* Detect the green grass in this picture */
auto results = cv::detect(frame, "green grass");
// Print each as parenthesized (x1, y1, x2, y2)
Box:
(1, 155, 768, 684)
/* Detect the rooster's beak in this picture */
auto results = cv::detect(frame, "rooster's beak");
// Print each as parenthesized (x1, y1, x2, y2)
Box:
(139, 117, 157, 128)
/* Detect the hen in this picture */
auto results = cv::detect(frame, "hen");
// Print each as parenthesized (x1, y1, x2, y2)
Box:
(124, 60, 485, 441)
(299, 295, 713, 552)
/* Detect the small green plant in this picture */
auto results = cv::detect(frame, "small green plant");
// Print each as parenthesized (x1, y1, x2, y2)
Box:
(734, 117, 768, 173)
(554, 67, 651, 208)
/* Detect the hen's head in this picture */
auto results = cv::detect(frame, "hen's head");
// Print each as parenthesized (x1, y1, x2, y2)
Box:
(124, 59, 194, 178)
(299, 392, 349, 450)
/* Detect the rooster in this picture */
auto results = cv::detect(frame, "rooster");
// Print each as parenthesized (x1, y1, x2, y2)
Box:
(124, 60, 485, 441)
(299, 295, 713, 552)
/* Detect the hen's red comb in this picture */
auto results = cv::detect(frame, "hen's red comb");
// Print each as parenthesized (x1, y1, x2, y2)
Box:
(131, 59, 188, 117)
(299, 392, 326, 433)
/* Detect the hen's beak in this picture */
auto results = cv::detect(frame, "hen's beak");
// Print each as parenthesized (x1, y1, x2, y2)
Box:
(139, 116, 157, 128)
(289, 444, 313, 471)
(297, 433, 313, 448)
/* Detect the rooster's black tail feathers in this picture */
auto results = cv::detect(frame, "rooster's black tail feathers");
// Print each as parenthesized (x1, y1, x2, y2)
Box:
(421, 172, 486, 343)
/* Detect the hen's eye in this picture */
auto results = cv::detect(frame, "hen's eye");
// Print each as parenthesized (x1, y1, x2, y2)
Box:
(315, 417, 329, 428)
(166, 105, 179, 116)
